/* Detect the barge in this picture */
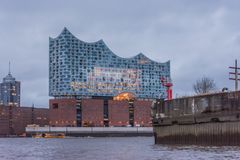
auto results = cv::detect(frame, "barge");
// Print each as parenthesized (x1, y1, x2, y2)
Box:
(152, 91, 240, 145)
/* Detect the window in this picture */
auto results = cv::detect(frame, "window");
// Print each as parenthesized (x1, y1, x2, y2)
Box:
(52, 103, 59, 109)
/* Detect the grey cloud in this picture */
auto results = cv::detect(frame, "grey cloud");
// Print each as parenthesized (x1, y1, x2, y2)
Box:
(0, 0, 239, 107)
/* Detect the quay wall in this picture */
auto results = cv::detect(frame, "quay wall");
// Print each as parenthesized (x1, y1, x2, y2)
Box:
(152, 91, 240, 145)
(26, 127, 153, 137)
(155, 122, 240, 145)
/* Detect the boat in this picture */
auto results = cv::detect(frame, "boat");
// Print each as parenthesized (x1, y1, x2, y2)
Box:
(33, 133, 65, 138)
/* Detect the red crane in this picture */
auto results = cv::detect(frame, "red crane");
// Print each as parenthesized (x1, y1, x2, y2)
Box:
(160, 77, 173, 100)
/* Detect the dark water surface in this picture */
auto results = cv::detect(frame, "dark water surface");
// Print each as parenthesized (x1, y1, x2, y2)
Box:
(0, 137, 240, 160)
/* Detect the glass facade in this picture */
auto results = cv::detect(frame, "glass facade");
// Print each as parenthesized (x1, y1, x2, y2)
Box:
(0, 72, 20, 107)
(49, 28, 170, 99)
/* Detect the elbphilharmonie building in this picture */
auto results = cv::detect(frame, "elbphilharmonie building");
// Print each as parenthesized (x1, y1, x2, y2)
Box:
(49, 28, 170, 100)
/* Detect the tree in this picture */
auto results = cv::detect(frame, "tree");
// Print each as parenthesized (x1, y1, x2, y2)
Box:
(193, 77, 217, 94)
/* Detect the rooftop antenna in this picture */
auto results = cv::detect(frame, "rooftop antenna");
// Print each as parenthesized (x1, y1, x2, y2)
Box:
(8, 61, 11, 75)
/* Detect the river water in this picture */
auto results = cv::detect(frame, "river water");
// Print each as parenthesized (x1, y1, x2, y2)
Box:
(0, 137, 240, 160)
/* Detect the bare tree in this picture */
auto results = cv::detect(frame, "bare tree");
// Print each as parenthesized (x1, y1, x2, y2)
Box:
(193, 77, 217, 94)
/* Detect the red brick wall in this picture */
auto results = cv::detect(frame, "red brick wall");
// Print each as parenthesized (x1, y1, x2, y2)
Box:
(134, 100, 152, 127)
(0, 105, 49, 135)
(108, 100, 129, 127)
(49, 98, 77, 127)
(12, 107, 32, 134)
(0, 106, 10, 136)
(13, 107, 49, 135)
(34, 108, 49, 126)
(0, 98, 153, 136)
(82, 99, 104, 127)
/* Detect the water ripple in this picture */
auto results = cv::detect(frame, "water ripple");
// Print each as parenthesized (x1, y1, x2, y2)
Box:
(0, 137, 240, 160)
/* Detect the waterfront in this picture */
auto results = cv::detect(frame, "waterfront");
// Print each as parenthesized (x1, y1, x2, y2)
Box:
(1, 137, 240, 160)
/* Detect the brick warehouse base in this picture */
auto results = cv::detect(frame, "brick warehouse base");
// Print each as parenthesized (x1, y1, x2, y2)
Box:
(49, 98, 77, 127)
(82, 99, 104, 127)
(49, 98, 153, 127)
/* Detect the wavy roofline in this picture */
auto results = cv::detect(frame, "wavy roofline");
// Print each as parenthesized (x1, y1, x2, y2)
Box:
(50, 27, 170, 64)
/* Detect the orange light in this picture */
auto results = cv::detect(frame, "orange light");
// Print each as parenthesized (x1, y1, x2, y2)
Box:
(113, 92, 135, 101)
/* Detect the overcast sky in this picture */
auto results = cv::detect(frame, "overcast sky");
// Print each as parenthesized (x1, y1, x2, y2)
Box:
(0, 0, 239, 107)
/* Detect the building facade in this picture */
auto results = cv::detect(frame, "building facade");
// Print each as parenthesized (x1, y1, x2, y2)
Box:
(49, 28, 171, 127)
(0, 66, 20, 107)
(0, 105, 49, 136)
(49, 28, 170, 99)
(49, 98, 152, 127)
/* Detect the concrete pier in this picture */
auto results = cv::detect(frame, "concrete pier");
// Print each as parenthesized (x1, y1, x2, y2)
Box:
(26, 127, 153, 137)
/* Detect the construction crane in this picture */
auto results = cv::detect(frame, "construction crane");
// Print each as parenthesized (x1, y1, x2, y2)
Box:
(160, 77, 173, 100)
